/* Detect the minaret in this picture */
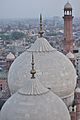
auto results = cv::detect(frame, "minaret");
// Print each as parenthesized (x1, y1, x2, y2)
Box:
(63, 2, 74, 54)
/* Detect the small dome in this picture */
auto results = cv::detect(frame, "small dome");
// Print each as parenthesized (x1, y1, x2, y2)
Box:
(64, 2, 72, 9)
(75, 87, 80, 93)
(66, 52, 75, 59)
(1, 76, 70, 120)
(6, 52, 15, 60)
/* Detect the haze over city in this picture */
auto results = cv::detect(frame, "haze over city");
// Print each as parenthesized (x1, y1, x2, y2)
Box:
(0, 0, 79, 19)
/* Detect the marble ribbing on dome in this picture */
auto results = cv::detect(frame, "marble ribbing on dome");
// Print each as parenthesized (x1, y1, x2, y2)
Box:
(18, 78, 49, 95)
(28, 37, 56, 52)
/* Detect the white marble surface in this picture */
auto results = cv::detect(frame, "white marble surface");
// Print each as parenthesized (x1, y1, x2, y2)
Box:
(8, 37, 76, 107)
(1, 87, 71, 120)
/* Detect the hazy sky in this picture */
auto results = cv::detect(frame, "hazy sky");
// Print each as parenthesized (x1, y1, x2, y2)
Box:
(0, 0, 79, 19)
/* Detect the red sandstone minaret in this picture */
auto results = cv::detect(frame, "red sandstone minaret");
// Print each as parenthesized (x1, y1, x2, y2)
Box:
(63, 2, 74, 54)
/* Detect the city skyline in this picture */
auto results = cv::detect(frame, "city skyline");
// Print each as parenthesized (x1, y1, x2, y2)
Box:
(0, 0, 79, 19)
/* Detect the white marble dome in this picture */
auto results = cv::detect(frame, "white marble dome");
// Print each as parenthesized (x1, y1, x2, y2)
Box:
(6, 52, 15, 60)
(8, 37, 77, 106)
(1, 76, 71, 120)
(66, 52, 75, 59)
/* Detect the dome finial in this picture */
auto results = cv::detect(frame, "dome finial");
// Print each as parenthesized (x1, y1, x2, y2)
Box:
(30, 52, 36, 79)
(38, 14, 44, 37)
(64, 1, 72, 9)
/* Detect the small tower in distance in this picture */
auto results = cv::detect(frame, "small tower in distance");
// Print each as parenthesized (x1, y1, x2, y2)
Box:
(6, 52, 15, 70)
(63, 2, 74, 54)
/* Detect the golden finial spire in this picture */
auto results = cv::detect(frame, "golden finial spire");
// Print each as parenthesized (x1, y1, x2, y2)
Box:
(39, 14, 44, 37)
(30, 52, 36, 79)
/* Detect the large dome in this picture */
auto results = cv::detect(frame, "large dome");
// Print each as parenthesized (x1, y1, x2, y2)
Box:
(8, 36, 77, 106)
(1, 75, 70, 120)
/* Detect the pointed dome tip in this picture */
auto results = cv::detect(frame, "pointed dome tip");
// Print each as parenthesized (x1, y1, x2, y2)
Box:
(38, 14, 44, 37)
(64, 2, 72, 9)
